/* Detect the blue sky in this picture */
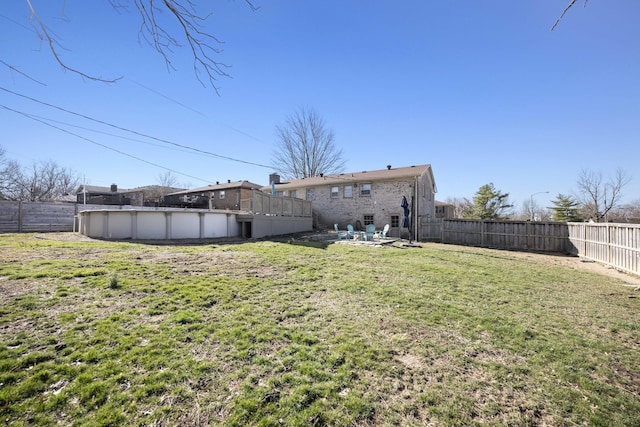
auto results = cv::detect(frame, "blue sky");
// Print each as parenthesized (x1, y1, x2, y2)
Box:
(1, 1, 638, 211)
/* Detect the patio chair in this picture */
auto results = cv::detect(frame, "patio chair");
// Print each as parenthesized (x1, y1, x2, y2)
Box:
(364, 224, 376, 241)
(375, 224, 390, 239)
(334, 223, 349, 240)
(346, 224, 355, 239)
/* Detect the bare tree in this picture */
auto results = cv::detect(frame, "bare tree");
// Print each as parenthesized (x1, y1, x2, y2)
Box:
(1, 159, 80, 202)
(605, 198, 640, 223)
(576, 168, 631, 222)
(0, 147, 15, 200)
(445, 197, 474, 219)
(518, 198, 552, 222)
(158, 171, 178, 189)
(14, 0, 258, 92)
(157, 170, 181, 199)
(272, 107, 345, 179)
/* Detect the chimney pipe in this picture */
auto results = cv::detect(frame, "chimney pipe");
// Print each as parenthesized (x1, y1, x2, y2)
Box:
(387, 165, 391, 170)
(269, 173, 281, 184)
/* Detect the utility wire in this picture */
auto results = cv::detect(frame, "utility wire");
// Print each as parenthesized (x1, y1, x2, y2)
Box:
(0, 104, 213, 184)
(0, 86, 274, 169)
(21, 111, 207, 156)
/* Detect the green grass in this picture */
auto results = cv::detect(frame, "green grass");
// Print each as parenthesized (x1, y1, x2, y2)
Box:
(1, 233, 639, 426)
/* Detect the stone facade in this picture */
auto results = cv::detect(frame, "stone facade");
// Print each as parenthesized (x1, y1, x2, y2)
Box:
(264, 164, 437, 239)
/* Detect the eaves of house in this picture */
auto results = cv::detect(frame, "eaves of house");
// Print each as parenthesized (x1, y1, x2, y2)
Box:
(265, 164, 436, 193)
(167, 180, 262, 196)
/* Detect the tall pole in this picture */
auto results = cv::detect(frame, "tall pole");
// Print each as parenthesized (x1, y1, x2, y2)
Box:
(529, 191, 549, 221)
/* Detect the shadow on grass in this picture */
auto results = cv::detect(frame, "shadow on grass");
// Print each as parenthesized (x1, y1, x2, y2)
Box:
(266, 233, 333, 250)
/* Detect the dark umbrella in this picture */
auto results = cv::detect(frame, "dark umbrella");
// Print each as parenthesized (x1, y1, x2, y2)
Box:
(401, 195, 411, 229)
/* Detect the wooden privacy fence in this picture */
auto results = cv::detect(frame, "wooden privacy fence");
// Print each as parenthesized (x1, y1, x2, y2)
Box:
(567, 222, 640, 276)
(418, 218, 639, 277)
(0, 201, 78, 233)
(240, 191, 312, 218)
(422, 219, 570, 253)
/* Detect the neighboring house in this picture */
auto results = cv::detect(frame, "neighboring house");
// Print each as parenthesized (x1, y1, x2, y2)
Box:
(76, 184, 185, 206)
(264, 164, 437, 239)
(164, 180, 263, 210)
(77, 184, 131, 205)
(435, 201, 455, 219)
(129, 185, 186, 207)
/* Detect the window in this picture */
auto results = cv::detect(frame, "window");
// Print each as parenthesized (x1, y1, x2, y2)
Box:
(436, 206, 445, 214)
(391, 215, 399, 228)
(363, 214, 374, 226)
(219, 191, 225, 199)
(289, 190, 297, 198)
(343, 185, 353, 198)
(306, 189, 315, 201)
(331, 186, 339, 198)
(360, 183, 371, 196)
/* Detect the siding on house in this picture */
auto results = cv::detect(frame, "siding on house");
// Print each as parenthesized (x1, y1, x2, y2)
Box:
(76, 185, 185, 207)
(264, 164, 437, 238)
(165, 181, 263, 210)
(435, 201, 456, 219)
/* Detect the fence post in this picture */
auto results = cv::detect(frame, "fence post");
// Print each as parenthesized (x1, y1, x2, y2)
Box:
(18, 201, 23, 232)
(607, 223, 611, 265)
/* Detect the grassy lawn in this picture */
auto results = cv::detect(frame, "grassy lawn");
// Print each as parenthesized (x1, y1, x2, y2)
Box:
(1, 233, 639, 426)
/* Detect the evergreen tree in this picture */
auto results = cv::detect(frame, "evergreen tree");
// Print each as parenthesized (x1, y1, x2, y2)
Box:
(549, 194, 583, 222)
(471, 183, 513, 220)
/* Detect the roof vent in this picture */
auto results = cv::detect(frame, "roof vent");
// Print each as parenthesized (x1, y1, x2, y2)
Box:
(387, 165, 392, 170)
(227, 179, 231, 183)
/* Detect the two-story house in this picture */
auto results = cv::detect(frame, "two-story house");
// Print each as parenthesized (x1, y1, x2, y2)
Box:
(164, 180, 263, 210)
(265, 164, 437, 240)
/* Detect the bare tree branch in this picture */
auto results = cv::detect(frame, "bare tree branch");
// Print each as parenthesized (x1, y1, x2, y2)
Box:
(551, 0, 589, 31)
(25, 0, 123, 83)
(18, 1, 258, 92)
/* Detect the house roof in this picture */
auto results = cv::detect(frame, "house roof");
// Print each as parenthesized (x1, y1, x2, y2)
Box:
(76, 185, 186, 195)
(126, 185, 186, 194)
(168, 180, 263, 196)
(76, 185, 126, 194)
(266, 164, 436, 192)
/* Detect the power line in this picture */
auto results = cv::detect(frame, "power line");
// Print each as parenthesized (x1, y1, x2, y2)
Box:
(20, 111, 207, 156)
(0, 86, 275, 169)
(0, 104, 213, 184)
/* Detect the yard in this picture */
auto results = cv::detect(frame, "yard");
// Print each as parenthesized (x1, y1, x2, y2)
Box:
(1, 233, 639, 426)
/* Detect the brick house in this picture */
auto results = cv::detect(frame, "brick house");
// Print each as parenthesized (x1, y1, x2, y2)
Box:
(164, 180, 262, 210)
(264, 164, 437, 239)
(77, 184, 185, 206)
(77, 184, 133, 205)
(435, 201, 456, 219)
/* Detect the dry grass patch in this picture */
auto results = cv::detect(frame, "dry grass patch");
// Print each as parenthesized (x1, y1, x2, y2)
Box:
(1, 233, 639, 426)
